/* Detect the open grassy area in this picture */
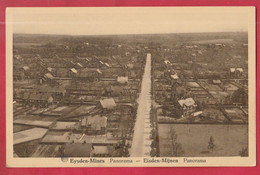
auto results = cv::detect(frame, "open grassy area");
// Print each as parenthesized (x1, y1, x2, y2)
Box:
(158, 124, 248, 157)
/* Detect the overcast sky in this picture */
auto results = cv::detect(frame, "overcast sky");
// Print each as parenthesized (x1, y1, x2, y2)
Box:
(9, 7, 251, 35)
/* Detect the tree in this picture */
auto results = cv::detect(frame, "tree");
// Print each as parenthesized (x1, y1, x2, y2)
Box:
(232, 88, 248, 105)
(208, 136, 216, 152)
(239, 146, 248, 157)
(196, 101, 202, 110)
(169, 127, 184, 157)
(150, 148, 157, 157)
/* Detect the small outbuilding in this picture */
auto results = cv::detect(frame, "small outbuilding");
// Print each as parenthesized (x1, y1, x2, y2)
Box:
(99, 98, 116, 109)
(117, 76, 128, 84)
(212, 79, 221, 85)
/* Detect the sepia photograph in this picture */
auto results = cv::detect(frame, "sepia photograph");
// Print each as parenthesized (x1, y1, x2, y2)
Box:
(6, 7, 256, 167)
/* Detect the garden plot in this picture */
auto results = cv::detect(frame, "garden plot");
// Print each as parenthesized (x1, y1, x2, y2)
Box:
(224, 108, 248, 123)
(14, 119, 54, 128)
(14, 128, 48, 145)
(51, 121, 79, 130)
(187, 82, 201, 88)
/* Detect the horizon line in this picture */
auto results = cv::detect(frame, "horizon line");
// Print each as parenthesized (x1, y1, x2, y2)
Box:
(13, 31, 248, 37)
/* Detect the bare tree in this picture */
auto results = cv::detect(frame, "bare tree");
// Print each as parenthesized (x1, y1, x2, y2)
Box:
(169, 127, 184, 157)
(208, 136, 216, 152)
(239, 146, 248, 157)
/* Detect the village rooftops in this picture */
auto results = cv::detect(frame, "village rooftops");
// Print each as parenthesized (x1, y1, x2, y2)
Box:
(82, 68, 102, 74)
(230, 68, 236, 72)
(81, 117, 87, 126)
(23, 91, 53, 102)
(230, 68, 243, 73)
(77, 63, 83, 68)
(126, 63, 134, 69)
(96, 69, 102, 74)
(41, 93, 53, 101)
(47, 67, 53, 72)
(14, 55, 21, 60)
(117, 76, 128, 84)
(213, 80, 221, 84)
(170, 74, 179, 80)
(75, 68, 102, 78)
(236, 68, 243, 72)
(86, 115, 107, 130)
(193, 111, 203, 117)
(44, 73, 55, 80)
(104, 63, 110, 67)
(70, 61, 76, 65)
(164, 60, 171, 65)
(100, 98, 116, 109)
(70, 68, 78, 74)
(37, 86, 66, 93)
(22, 66, 29, 71)
(178, 97, 196, 107)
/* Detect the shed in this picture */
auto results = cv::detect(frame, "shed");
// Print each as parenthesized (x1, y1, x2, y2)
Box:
(22, 66, 29, 71)
(178, 98, 196, 107)
(86, 115, 107, 131)
(44, 73, 54, 80)
(96, 69, 102, 74)
(213, 80, 221, 85)
(104, 63, 110, 67)
(117, 76, 128, 84)
(193, 111, 203, 117)
(230, 68, 243, 73)
(76, 63, 83, 68)
(170, 74, 179, 80)
(230, 68, 236, 73)
(126, 63, 134, 69)
(164, 60, 170, 65)
(47, 67, 53, 72)
(81, 117, 87, 127)
(99, 98, 116, 109)
(236, 68, 243, 73)
(70, 68, 78, 74)
(75, 68, 102, 80)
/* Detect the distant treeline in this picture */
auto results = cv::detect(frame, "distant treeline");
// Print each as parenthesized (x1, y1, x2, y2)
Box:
(13, 32, 248, 47)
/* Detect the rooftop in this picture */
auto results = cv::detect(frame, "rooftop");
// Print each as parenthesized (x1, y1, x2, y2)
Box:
(178, 97, 196, 107)
(100, 98, 116, 109)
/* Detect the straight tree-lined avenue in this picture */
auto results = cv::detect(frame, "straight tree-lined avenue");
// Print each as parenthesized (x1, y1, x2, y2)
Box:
(130, 53, 152, 157)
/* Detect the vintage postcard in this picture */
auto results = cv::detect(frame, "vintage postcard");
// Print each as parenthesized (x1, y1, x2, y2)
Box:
(6, 7, 256, 167)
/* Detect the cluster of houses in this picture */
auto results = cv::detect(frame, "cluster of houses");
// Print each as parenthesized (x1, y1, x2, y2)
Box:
(152, 43, 248, 123)
(13, 40, 146, 157)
